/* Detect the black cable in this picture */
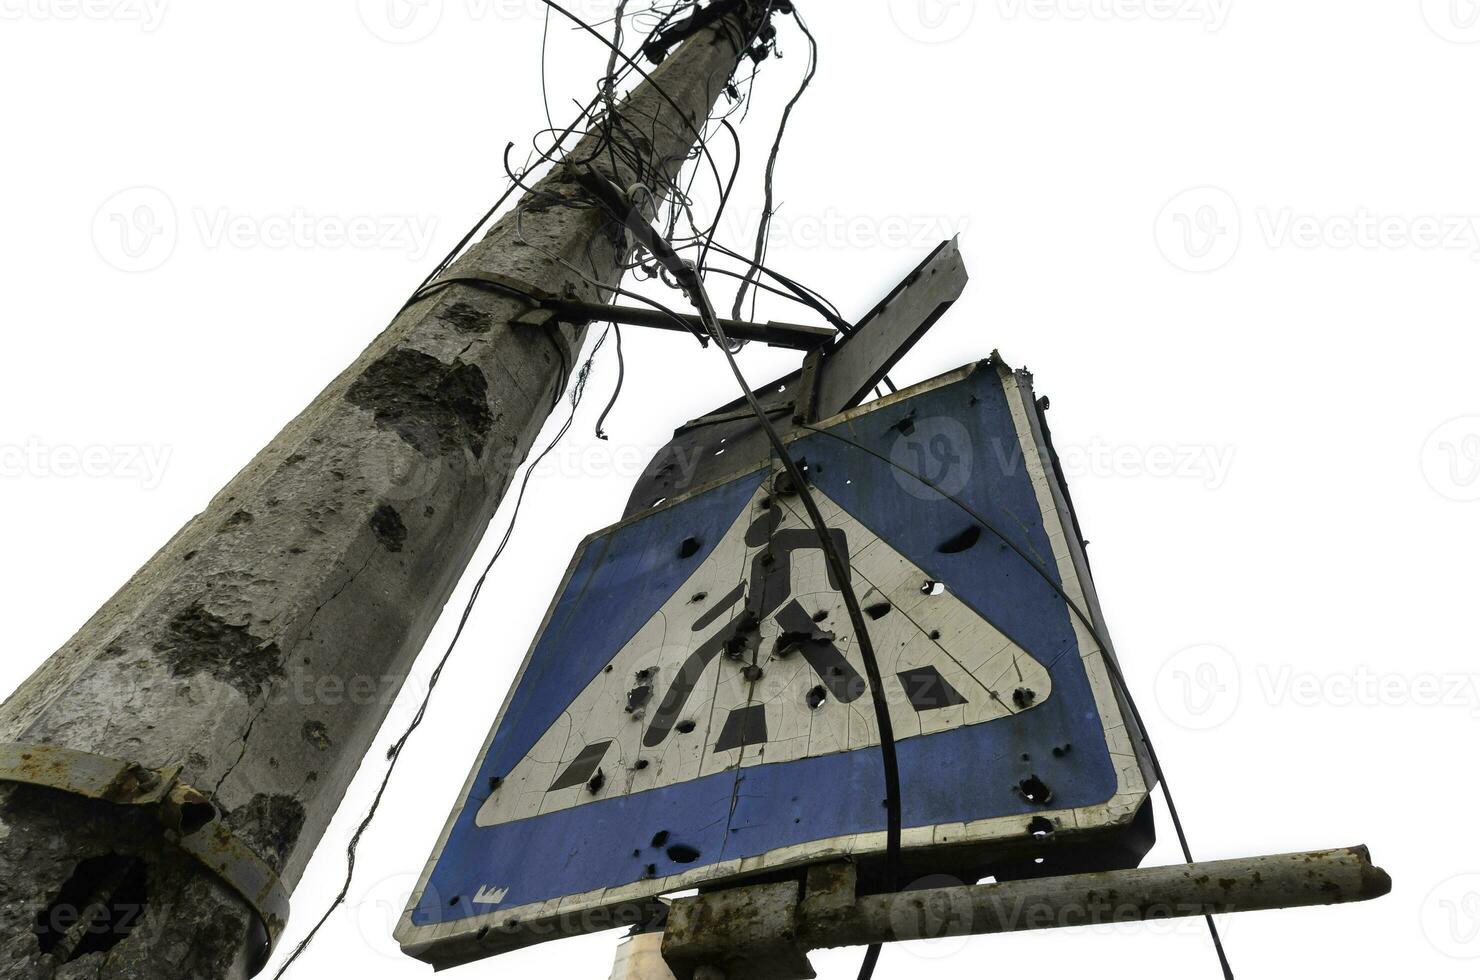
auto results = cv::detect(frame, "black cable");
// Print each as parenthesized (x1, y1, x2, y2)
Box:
(731, 4, 815, 322)
(269, 331, 614, 979)
(798, 420, 1236, 979)
(595, 324, 625, 440)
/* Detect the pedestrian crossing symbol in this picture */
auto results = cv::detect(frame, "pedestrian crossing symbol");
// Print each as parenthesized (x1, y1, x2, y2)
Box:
(399, 359, 1153, 968)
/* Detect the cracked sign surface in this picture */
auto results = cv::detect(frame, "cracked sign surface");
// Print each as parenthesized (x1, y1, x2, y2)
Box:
(399, 360, 1149, 964)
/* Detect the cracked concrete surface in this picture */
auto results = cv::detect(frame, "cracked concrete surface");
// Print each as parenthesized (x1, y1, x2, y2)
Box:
(0, 15, 751, 977)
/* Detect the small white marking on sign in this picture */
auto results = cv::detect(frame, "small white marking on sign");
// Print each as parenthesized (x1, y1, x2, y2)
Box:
(473, 885, 510, 906)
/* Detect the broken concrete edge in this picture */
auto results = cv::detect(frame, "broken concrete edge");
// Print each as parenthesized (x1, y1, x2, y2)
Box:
(659, 846, 1390, 979)
(0, 743, 290, 953)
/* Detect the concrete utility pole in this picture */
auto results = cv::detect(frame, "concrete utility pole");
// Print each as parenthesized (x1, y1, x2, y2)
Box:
(0, 7, 769, 977)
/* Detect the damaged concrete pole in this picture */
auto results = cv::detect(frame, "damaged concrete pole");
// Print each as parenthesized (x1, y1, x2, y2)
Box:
(0, 9, 765, 978)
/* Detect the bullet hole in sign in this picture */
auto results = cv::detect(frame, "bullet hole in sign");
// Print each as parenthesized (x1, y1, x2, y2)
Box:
(1028, 817, 1055, 840)
(1013, 687, 1037, 709)
(586, 769, 605, 794)
(812, 609, 829, 622)
(678, 537, 702, 559)
(1053, 743, 1073, 758)
(676, 720, 696, 735)
(626, 685, 653, 714)
(666, 844, 702, 864)
(633, 759, 649, 771)
(690, 592, 708, 603)
(807, 685, 828, 710)
(742, 664, 764, 682)
(651, 831, 670, 848)
(938, 525, 982, 554)
(1017, 776, 1053, 806)
(864, 601, 893, 621)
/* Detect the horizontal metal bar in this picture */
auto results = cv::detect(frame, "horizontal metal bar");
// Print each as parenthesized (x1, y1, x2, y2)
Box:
(661, 846, 1391, 980)
(540, 299, 835, 350)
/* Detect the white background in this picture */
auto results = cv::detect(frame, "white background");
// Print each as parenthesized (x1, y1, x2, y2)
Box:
(3, 1, 1478, 977)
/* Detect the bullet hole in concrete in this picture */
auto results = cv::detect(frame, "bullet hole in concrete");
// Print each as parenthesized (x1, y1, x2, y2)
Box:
(221, 509, 254, 529)
(651, 830, 670, 848)
(344, 348, 494, 459)
(586, 769, 605, 794)
(690, 591, 708, 603)
(665, 844, 701, 864)
(285, 453, 307, 466)
(678, 536, 702, 559)
(626, 685, 653, 714)
(34, 853, 149, 960)
(226, 793, 307, 868)
(675, 720, 696, 735)
(742, 664, 764, 682)
(424, 505, 435, 518)
(1017, 776, 1053, 806)
(938, 525, 982, 554)
(303, 720, 332, 751)
(1012, 687, 1037, 709)
(182, 550, 197, 562)
(440, 301, 493, 334)
(370, 504, 407, 552)
(154, 603, 283, 699)
(807, 685, 828, 710)
(922, 580, 946, 596)
(1052, 743, 1073, 758)
(864, 601, 893, 621)
(1028, 817, 1055, 840)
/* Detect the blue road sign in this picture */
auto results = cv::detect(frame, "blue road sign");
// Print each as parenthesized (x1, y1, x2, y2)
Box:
(398, 358, 1153, 968)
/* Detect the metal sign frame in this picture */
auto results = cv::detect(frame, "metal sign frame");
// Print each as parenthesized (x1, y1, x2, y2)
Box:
(397, 357, 1153, 970)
